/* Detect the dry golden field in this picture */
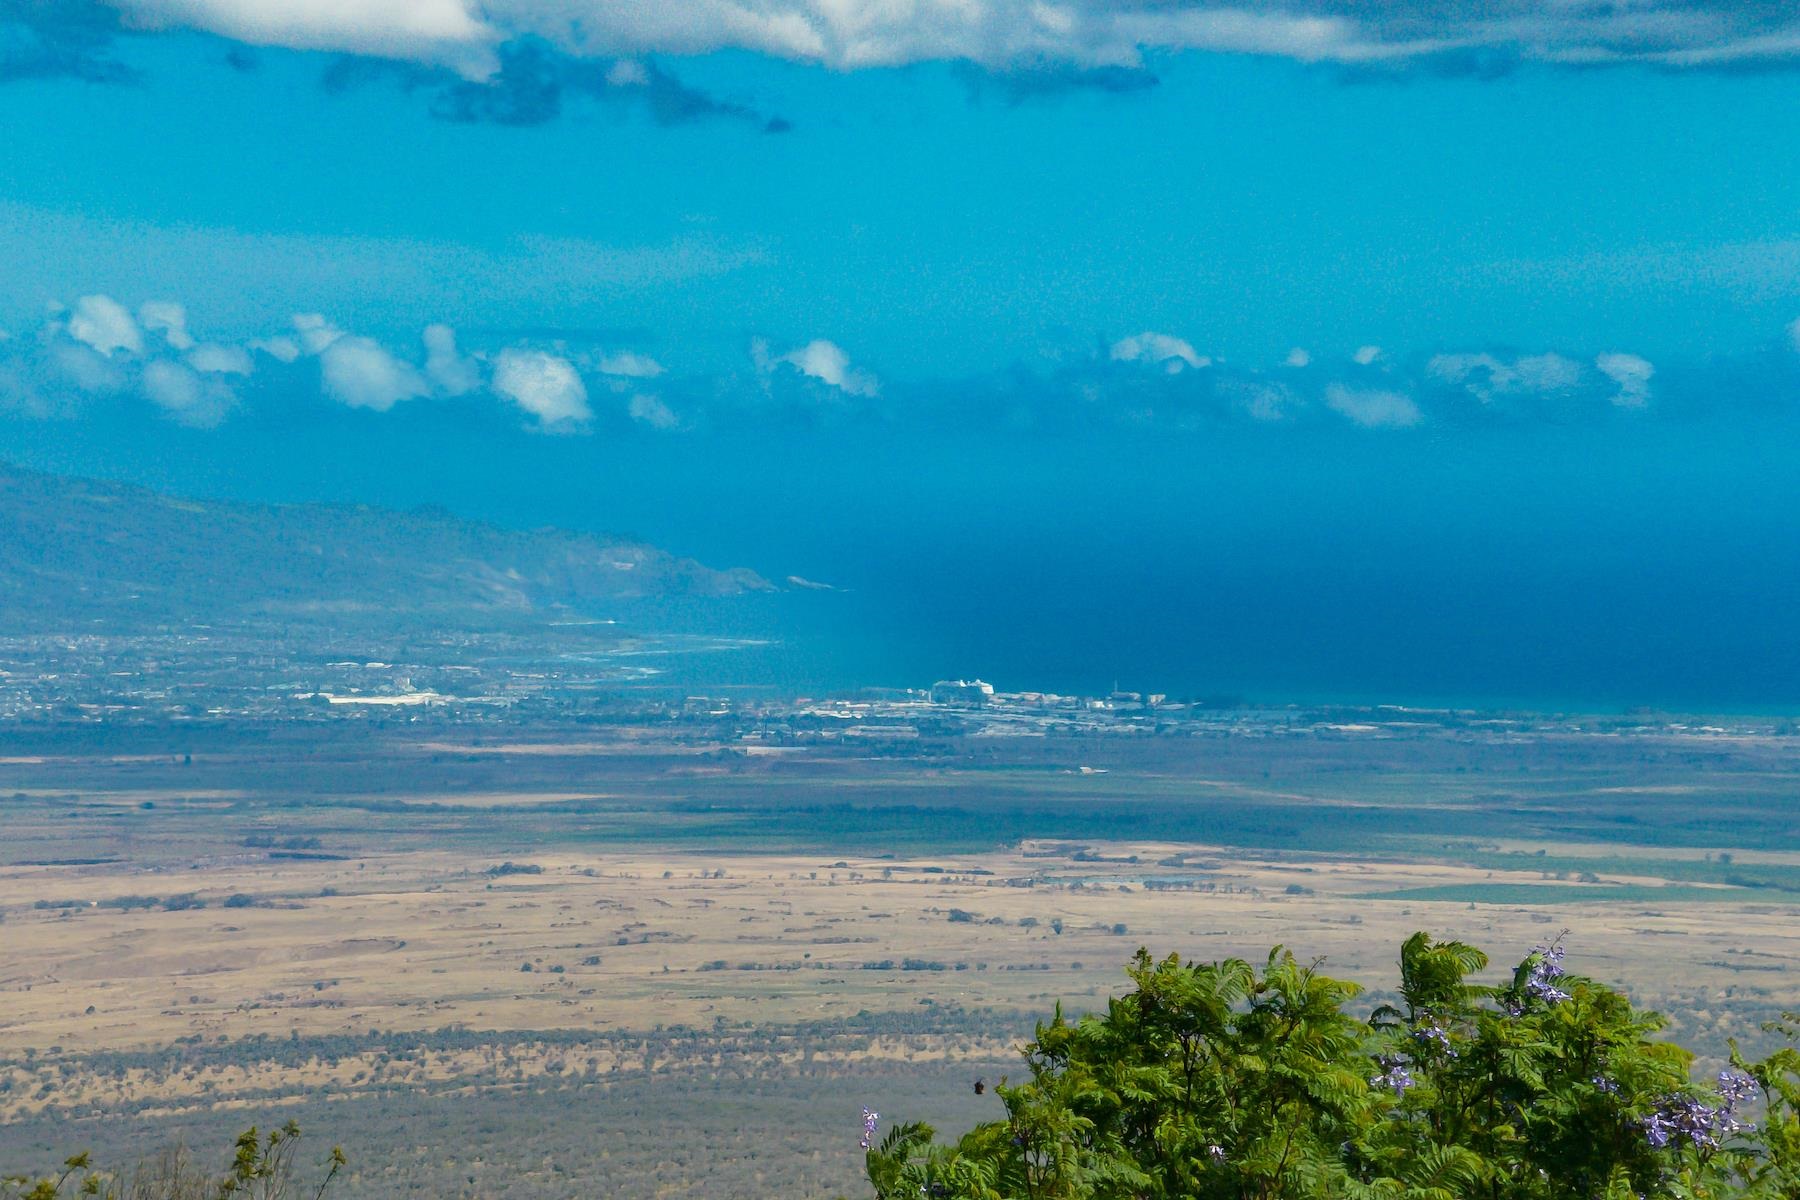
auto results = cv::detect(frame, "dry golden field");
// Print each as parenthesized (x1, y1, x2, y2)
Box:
(5, 828, 1798, 1119)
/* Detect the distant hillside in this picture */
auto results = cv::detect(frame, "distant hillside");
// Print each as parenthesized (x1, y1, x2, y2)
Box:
(0, 464, 775, 625)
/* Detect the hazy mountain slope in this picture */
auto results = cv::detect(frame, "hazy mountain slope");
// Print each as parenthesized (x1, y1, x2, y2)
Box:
(0, 464, 773, 624)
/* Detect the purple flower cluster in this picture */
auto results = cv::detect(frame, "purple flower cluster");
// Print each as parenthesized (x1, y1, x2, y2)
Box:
(1524, 942, 1571, 1005)
(1206, 1144, 1227, 1165)
(1641, 1072, 1757, 1151)
(1411, 1020, 1456, 1057)
(1717, 1069, 1758, 1108)
(1371, 1056, 1415, 1097)
(1504, 939, 1572, 1015)
(860, 1107, 880, 1150)
(1642, 1098, 1722, 1150)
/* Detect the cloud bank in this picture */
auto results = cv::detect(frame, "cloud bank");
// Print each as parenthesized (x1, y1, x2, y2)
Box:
(0, 293, 660, 432)
(1323, 382, 1420, 429)
(753, 337, 880, 398)
(89, 1, 1800, 75)
(8, 290, 1799, 438)
(1111, 331, 1208, 372)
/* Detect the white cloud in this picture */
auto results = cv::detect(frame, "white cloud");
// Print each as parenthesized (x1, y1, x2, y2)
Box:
(139, 300, 195, 351)
(103, 0, 1800, 73)
(65, 295, 142, 357)
(756, 337, 879, 397)
(1595, 352, 1654, 408)
(1430, 352, 1515, 401)
(1110, 331, 1208, 372)
(628, 393, 680, 430)
(141, 360, 197, 411)
(423, 323, 481, 395)
(115, 0, 494, 74)
(492, 348, 590, 426)
(1352, 345, 1381, 366)
(599, 350, 665, 378)
(250, 336, 302, 363)
(292, 313, 344, 355)
(50, 342, 127, 394)
(1512, 352, 1583, 393)
(1429, 350, 1585, 402)
(186, 343, 254, 375)
(319, 336, 428, 411)
(1324, 382, 1420, 429)
(141, 359, 235, 428)
(1221, 378, 1294, 423)
(1283, 347, 1311, 368)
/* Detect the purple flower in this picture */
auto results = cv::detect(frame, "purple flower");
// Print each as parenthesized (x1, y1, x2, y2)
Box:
(1371, 1056, 1415, 1097)
(1524, 941, 1571, 1005)
(1593, 1075, 1619, 1095)
(1503, 938, 1572, 1013)
(1717, 1069, 1757, 1108)
(1206, 1144, 1226, 1165)
(1411, 1021, 1456, 1057)
(860, 1107, 880, 1150)
(1639, 1081, 1756, 1152)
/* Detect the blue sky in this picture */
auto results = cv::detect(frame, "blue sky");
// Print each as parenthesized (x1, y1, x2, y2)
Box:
(4, 1, 1800, 704)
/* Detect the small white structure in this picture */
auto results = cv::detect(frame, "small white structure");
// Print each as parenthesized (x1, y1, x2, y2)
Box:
(930, 679, 995, 707)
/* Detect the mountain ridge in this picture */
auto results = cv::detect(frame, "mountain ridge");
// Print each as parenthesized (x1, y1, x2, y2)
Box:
(0, 462, 776, 626)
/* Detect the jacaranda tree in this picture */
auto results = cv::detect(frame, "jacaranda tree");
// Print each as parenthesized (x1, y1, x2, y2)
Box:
(867, 934, 1800, 1200)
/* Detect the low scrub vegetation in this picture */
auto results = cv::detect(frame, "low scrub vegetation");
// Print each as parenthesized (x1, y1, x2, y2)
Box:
(3, 1123, 341, 1200)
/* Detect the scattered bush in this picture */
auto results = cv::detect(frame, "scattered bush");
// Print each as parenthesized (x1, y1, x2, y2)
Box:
(4, 1122, 343, 1200)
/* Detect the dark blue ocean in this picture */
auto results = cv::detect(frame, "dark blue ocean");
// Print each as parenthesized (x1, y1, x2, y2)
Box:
(621, 422, 1800, 713)
(13, 410, 1800, 714)
(659, 536, 1800, 714)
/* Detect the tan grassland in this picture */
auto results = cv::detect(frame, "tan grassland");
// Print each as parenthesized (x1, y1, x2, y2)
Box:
(4, 828, 1797, 1120)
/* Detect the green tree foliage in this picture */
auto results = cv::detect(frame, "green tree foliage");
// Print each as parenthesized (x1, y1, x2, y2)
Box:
(868, 934, 1800, 1200)
(2, 1123, 342, 1200)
